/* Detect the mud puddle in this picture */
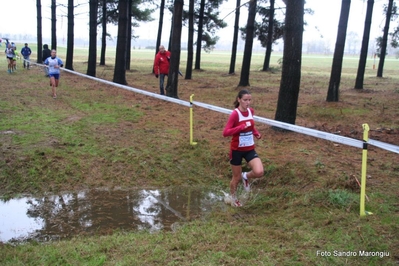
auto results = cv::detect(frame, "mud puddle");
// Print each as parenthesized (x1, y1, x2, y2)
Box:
(0, 187, 224, 244)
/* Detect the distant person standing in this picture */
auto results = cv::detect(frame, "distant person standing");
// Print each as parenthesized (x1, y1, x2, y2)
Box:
(21, 43, 32, 69)
(153, 45, 171, 95)
(44, 49, 63, 99)
(42, 44, 51, 77)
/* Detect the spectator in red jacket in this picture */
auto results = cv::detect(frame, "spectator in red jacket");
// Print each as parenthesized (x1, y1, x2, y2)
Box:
(153, 45, 171, 95)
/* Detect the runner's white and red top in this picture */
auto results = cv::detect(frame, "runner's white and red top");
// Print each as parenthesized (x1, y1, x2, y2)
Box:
(223, 108, 260, 152)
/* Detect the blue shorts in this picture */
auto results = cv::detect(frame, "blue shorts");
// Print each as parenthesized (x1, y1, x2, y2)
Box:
(230, 149, 259, 166)
(49, 73, 60, 80)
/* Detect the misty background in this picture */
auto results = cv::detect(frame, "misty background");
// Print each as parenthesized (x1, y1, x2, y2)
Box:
(1, 0, 398, 56)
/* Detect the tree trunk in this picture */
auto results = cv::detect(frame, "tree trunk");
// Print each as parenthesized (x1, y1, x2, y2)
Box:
(274, 0, 304, 125)
(262, 0, 274, 71)
(166, 0, 184, 98)
(194, 0, 205, 70)
(168, 16, 173, 52)
(238, 0, 257, 87)
(154, 0, 165, 71)
(354, 0, 374, 89)
(185, 0, 195, 79)
(326, 0, 351, 102)
(65, 0, 74, 70)
(126, 0, 132, 71)
(228, 0, 240, 74)
(377, 0, 393, 78)
(87, 0, 98, 76)
(36, 0, 43, 63)
(99, 0, 107, 66)
(113, 0, 128, 85)
(51, 0, 57, 50)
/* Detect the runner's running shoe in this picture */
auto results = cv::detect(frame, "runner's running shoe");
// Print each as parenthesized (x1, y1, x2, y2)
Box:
(242, 172, 250, 192)
(231, 198, 242, 207)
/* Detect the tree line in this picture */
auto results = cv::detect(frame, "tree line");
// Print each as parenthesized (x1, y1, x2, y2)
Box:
(34, 0, 398, 125)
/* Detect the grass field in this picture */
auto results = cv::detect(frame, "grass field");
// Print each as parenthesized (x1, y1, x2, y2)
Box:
(0, 44, 398, 265)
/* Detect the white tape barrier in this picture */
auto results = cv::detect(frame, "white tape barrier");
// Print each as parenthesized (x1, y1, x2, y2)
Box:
(191, 103, 398, 154)
(368, 139, 399, 154)
(193, 101, 364, 149)
(188, 101, 399, 153)
(255, 115, 366, 149)
(34, 64, 399, 154)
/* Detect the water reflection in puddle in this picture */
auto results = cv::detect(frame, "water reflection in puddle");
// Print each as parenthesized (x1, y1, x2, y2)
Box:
(0, 187, 224, 243)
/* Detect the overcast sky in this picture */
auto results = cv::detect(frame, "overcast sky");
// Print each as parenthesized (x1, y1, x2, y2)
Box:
(0, 0, 389, 48)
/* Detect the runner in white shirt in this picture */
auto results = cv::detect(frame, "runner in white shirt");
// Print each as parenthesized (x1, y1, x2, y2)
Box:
(44, 49, 64, 99)
(5, 43, 15, 73)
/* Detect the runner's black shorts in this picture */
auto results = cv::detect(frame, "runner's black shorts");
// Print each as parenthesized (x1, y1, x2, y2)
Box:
(230, 149, 259, 166)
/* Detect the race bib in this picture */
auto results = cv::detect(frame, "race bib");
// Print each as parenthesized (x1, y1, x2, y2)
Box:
(238, 131, 254, 147)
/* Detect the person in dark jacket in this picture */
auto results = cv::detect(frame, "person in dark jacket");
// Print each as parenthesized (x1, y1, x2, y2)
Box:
(42, 44, 51, 77)
(21, 43, 32, 69)
(153, 45, 171, 95)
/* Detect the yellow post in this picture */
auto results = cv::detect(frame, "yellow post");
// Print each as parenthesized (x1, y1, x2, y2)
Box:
(360, 123, 372, 216)
(190, 94, 197, 146)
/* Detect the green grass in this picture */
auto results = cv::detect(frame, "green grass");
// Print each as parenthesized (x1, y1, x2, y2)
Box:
(0, 211, 395, 265)
(0, 46, 398, 265)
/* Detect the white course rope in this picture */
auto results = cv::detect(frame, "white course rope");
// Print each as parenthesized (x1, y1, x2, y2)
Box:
(193, 101, 364, 149)
(38, 64, 399, 154)
(368, 139, 399, 154)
